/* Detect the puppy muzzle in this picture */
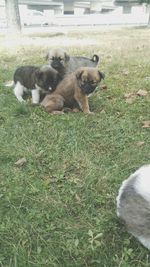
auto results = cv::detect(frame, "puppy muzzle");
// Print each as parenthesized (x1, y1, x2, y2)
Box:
(80, 83, 97, 95)
(51, 60, 62, 70)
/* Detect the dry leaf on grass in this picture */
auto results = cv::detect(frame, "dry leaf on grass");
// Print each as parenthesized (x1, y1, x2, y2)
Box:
(75, 194, 81, 203)
(136, 89, 148, 97)
(14, 158, 27, 167)
(125, 98, 135, 104)
(124, 93, 134, 98)
(122, 70, 129, 76)
(124, 89, 148, 104)
(106, 95, 113, 100)
(100, 109, 106, 114)
(101, 85, 108, 90)
(141, 121, 150, 128)
(136, 141, 145, 147)
(124, 93, 136, 104)
(116, 111, 123, 118)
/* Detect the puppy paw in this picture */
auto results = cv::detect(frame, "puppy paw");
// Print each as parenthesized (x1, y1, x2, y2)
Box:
(51, 111, 64, 115)
(18, 99, 26, 103)
(84, 110, 94, 115)
(87, 111, 94, 115)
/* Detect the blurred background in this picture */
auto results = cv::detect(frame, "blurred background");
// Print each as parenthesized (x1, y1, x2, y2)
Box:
(0, 0, 150, 29)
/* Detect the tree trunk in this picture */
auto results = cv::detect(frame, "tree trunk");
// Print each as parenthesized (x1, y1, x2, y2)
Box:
(148, 9, 150, 26)
(5, 0, 21, 34)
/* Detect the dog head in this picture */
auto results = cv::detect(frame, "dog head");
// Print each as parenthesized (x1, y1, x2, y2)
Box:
(76, 67, 105, 95)
(46, 48, 70, 73)
(35, 66, 60, 92)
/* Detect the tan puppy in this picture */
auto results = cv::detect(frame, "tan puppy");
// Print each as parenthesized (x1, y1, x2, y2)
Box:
(41, 67, 105, 114)
(46, 48, 99, 78)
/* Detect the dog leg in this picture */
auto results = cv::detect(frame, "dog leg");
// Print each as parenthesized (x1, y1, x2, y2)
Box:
(75, 94, 91, 114)
(13, 81, 25, 102)
(41, 95, 64, 113)
(31, 88, 40, 104)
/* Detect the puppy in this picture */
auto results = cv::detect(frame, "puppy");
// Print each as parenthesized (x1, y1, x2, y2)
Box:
(11, 65, 60, 104)
(116, 165, 150, 249)
(46, 48, 99, 78)
(41, 67, 105, 114)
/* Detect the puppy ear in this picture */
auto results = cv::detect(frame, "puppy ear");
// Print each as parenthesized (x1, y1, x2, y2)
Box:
(76, 68, 84, 80)
(64, 52, 70, 62)
(98, 71, 105, 80)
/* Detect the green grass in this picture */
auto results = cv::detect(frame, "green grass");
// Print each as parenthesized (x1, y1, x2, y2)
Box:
(0, 27, 150, 267)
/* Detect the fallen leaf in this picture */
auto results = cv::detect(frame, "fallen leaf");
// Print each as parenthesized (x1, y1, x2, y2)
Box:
(142, 121, 150, 128)
(42, 175, 50, 180)
(124, 93, 136, 104)
(124, 93, 134, 99)
(101, 85, 108, 90)
(116, 111, 123, 118)
(136, 141, 145, 147)
(125, 98, 132, 104)
(122, 70, 129, 76)
(15, 158, 27, 167)
(136, 89, 148, 97)
(100, 109, 106, 114)
(106, 95, 113, 100)
(106, 55, 112, 59)
(75, 194, 81, 202)
(75, 239, 79, 247)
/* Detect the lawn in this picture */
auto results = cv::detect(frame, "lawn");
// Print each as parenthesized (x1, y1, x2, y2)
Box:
(0, 26, 150, 267)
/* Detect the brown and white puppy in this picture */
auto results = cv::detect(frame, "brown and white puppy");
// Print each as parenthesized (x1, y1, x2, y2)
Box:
(46, 48, 99, 79)
(12, 65, 60, 104)
(41, 67, 105, 114)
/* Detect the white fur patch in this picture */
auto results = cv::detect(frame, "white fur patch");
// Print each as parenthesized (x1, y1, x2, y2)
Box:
(134, 165, 150, 202)
(138, 236, 150, 249)
(13, 81, 25, 102)
(31, 88, 40, 104)
(116, 178, 129, 216)
(117, 165, 150, 215)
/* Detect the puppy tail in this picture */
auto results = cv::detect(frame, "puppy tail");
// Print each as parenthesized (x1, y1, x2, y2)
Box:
(134, 165, 150, 202)
(92, 54, 99, 64)
(4, 80, 14, 87)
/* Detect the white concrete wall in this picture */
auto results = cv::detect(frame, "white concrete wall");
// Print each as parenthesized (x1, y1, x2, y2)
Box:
(54, 8, 149, 25)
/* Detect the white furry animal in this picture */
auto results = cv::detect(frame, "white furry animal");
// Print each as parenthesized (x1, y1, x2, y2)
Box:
(116, 165, 150, 249)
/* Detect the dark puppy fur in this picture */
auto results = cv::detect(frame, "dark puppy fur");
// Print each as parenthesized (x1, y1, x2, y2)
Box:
(46, 48, 99, 78)
(13, 65, 60, 104)
(41, 67, 105, 114)
(117, 165, 150, 249)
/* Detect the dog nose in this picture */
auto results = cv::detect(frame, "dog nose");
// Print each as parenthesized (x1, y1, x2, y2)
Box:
(52, 61, 59, 68)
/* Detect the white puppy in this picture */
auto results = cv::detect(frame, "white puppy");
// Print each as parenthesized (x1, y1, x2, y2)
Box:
(117, 165, 150, 249)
